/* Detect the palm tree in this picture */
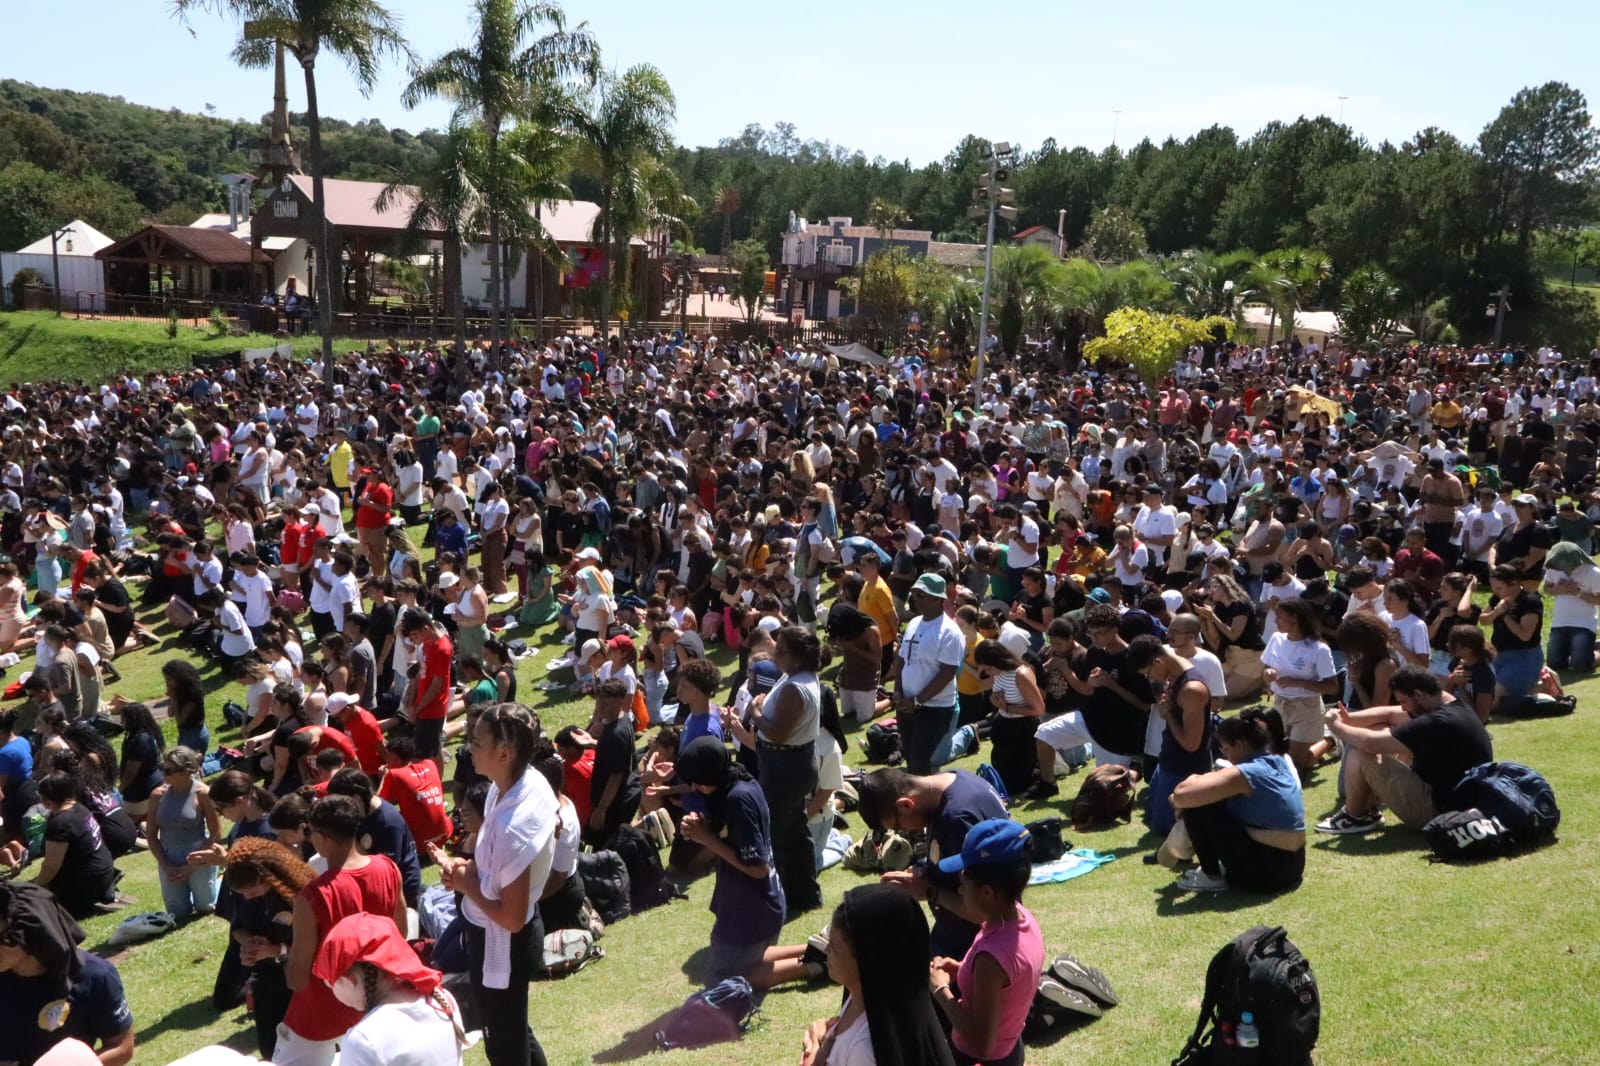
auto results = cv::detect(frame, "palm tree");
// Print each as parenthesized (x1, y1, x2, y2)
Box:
(499, 119, 572, 338)
(712, 186, 742, 253)
(173, 0, 410, 363)
(555, 63, 677, 338)
(403, 0, 597, 345)
(603, 157, 696, 324)
(989, 244, 1057, 356)
(376, 122, 487, 380)
(1044, 257, 1174, 367)
(1248, 247, 1333, 345)
(867, 197, 909, 246)
(1163, 250, 1258, 323)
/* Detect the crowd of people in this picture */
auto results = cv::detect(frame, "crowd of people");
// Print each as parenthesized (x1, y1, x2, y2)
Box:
(0, 324, 1592, 1066)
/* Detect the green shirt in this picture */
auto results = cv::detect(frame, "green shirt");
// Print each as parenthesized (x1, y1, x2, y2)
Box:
(415, 414, 441, 439)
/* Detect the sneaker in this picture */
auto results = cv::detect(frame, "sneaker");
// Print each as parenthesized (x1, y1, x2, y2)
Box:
(1314, 808, 1382, 835)
(1020, 780, 1060, 801)
(802, 930, 829, 969)
(1035, 976, 1103, 1020)
(1176, 868, 1229, 893)
(560, 632, 576, 645)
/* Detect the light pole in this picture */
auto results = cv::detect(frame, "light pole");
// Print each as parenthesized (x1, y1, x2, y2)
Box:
(1112, 110, 1123, 147)
(1338, 96, 1349, 123)
(969, 141, 1017, 408)
(49, 223, 75, 317)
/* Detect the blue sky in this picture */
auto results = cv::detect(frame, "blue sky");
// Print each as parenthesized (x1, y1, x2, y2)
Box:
(5, 0, 1597, 162)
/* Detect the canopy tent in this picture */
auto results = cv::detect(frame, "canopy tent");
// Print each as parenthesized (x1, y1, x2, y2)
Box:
(1286, 385, 1343, 420)
(1239, 306, 1415, 345)
(827, 342, 890, 367)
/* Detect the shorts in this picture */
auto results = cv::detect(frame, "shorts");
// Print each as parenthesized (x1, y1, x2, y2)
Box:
(413, 715, 445, 759)
(1273, 695, 1327, 746)
(708, 935, 775, 982)
(1359, 753, 1437, 829)
(122, 799, 150, 818)
(1035, 712, 1134, 769)
(839, 688, 877, 724)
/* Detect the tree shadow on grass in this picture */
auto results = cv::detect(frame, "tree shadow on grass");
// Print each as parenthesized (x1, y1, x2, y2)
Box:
(136, 997, 257, 1054)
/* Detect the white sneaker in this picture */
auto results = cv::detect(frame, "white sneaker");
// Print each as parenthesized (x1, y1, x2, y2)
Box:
(1176, 868, 1229, 893)
(560, 632, 576, 645)
(1314, 808, 1382, 835)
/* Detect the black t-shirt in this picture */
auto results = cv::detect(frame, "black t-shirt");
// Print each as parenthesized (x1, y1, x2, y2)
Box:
(1077, 646, 1153, 757)
(1497, 522, 1552, 581)
(96, 579, 133, 640)
(1213, 599, 1263, 651)
(1490, 589, 1543, 651)
(1426, 602, 1482, 652)
(366, 602, 397, 677)
(1392, 702, 1494, 811)
(119, 732, 163, 803)
(0, 952, 133, 1066)
(590, 715, 640, 822)
(43, 804, 118, 917)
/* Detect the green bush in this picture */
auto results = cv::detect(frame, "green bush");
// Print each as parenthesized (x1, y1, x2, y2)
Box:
(8, 267, 46, 309)
(208, 306, 228, 338)
(165, 309, 180, 340)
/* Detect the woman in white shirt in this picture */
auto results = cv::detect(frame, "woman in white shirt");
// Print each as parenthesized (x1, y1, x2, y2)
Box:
(313, 912, 468, 1066)
(1381, 579, 1431, 670)
(394, 450, 425, 525)
(799, 883, 954, 1066)
(531, 741, 587, 936)
(430, 705, 558, 1066)
(478, 484, 511, 597)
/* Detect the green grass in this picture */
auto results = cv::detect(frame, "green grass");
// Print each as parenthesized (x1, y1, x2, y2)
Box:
(0, 312, 330, 385)
(49, 579, 1600, 1066)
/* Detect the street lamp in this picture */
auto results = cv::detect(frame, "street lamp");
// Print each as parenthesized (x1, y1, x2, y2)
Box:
(969, 141, 1017, 408)
(49, 223, 75, 317)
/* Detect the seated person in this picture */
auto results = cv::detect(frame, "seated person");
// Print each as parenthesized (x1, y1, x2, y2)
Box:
(325, 694, 386, 777)
(0, 882, 135, 1066)
(1166, 707, 1306, 894)
(928, 820, 1045, 1066)
(855, 766, 1008, 959)
(1316, 666, 1493, 835)
(378, 729, 453, 850)
(31, 773, 120, 920)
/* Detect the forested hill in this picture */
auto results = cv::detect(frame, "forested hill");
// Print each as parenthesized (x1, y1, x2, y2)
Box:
(0, 78, 443, 249)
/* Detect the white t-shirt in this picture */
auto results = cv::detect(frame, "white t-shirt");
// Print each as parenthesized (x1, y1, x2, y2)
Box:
(1385, 612, 1431, 662)
(823, 1004, 874, 1066)
(231, 570, 275, 627)
(1547, 563, 1600, 632)
(1133, 506, 1178, 564)
(1006, 516, 1041, 568)
(899, 613, 964, 708)
(340, 993, 466, 1066)
(1189, 647, 1227, 701)
(1261, 633, 1336, 699)
(217, 599, 255, 658)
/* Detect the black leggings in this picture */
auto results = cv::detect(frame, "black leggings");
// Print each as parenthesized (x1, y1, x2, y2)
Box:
(1184, 802, 1305, 893)
(466, 914, 548, 1066)
(988, 714, 1040, 796)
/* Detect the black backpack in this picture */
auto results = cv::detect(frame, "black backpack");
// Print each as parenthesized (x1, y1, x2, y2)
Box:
(610, 823, 680, 915)
(577, 849, 630, 925)
(1452, 762, 1561, 844)
(1424, 807, 1515, 862)
(862, 721, 903, 765)
(1172, 926, 1319, 1066)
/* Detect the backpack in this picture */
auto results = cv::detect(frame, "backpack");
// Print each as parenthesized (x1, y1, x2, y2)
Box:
(841, 830, 913, 874)
(976, 763, 1010, 805)
(610, 823, 680, 914)
(861, 720, 902, 765)
(1023, 817, 1070, 864)
(1424, 807, 1515, 862)
(1495, 693, 1576, 720)
(1172, 926, 1319, 1066)
(1070, 764, 1140, 829)
(1452, 762, 1561, 844)
(655, 977, 758, 1051)
(541, 927, 602, 978)
(577, 849, 631, 925)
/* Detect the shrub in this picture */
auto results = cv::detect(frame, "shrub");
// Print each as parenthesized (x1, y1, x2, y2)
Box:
(208, 306, 228, 338)
(8, 267, 46, 309)
(165, 309, 180, 340)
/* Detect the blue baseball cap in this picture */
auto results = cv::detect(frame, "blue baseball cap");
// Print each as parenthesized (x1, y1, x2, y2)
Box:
(937, 819, 1031, 874)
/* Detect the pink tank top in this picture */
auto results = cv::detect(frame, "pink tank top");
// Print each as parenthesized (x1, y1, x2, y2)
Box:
(953, 903, 1045, 1061)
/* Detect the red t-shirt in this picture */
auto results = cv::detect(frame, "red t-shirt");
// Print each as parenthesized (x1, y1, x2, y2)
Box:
(282, 856, 402, 1040)
(295, 724, 356, 765)
(355, 480, 393, 530)
(378, 759, 453, 845)
(415, 634, 454, 721)
(563, 749, 596, 825)
(336, 706, 386, 776)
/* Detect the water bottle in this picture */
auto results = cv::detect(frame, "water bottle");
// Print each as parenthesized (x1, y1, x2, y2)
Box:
(1237, 1011, 1260, 1048)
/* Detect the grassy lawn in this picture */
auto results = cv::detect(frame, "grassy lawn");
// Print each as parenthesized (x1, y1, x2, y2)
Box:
(0, 313, 329, 385)
(43, 575, 1600, 1065)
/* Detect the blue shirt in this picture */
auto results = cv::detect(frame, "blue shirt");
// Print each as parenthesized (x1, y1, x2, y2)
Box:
(710, 779, 785, 948)
(433, 521, 468, 559)
(0, 951, 132, 1066)
(1227, 752, 1306, 832)
(0, 736, 32, 784)
(360, 799, 422, 907)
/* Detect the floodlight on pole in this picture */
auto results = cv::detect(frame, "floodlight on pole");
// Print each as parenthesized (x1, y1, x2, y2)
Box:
(972, 140, 1015, 408)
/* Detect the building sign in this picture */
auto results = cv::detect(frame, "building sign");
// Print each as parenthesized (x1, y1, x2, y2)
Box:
(273, 200, 299, 219)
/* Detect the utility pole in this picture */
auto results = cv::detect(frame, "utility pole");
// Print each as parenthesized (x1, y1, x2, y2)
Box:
(49, 223, 73, 317)
(1491, 284, 1511, 346)
(969, 141, 1017, 408)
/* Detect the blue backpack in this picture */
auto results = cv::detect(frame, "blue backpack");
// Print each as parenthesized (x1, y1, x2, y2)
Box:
(977, 763, 1010, 805)
(1453, 762, 1560, 844)
(655, 977, 758, 1050)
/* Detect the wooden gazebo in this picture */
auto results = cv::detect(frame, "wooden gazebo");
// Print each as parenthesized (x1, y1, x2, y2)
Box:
(97, 225, 274, 302)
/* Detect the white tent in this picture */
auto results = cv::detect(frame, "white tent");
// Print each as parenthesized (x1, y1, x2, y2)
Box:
(1239, 305, 1414, 346)
(3, 220, 113, 311)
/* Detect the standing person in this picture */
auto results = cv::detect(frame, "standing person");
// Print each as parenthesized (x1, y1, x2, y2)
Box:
(478, 484, 510, 597)
(1123, 635, 1215, 836)
(162, 660, 209, 756)
(312, 912, 470, 1066)
(743, 626, 823, 914)
(827, 601, 883, 725)
(275, 796, 406, 1066)
(354, 470, 394, 578)
(400, 610, 453, 769)
(429, 705, 557, 1066)
(147, 747, 222, 921)
(892, 575, 965, 775)
(674, 736, 787, 981)
(928, 820, 1044, 1066)
(797, 884, 955, 1066)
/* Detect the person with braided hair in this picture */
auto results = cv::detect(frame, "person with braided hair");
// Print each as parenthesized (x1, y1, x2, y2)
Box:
(312, 911, 468, 1066)
(223, 838, 315, 1058)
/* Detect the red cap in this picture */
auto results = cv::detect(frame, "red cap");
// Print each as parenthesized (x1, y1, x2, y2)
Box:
(312, 912, 441, 997)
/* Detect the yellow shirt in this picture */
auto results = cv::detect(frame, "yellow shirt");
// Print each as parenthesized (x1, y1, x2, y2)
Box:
(858, 577, 899, 649)
(328, 441, 355, 488)
(957, 632, 984, 696)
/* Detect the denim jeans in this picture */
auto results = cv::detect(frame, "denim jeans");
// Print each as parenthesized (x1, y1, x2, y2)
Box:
(178, 725, 210, 756)
(932, 724, 977, 766)
(757, 741, 820, 913)
(1546, 627, 1596, 672)
(900, 704, 958, 775)
(160, 863, 219, 919)
(1146, 763, 1184, 836)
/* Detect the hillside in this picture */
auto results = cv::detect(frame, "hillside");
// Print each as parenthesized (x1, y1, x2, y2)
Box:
(0, 312, 321, 385)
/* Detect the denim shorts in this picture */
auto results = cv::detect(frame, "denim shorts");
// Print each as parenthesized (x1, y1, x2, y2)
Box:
(1493, 646, 1543, 697)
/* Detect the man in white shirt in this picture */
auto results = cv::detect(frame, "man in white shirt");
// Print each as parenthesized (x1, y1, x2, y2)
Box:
(230, 553, 276, 640)
(1133, 485, 1178, 567)
(1460, 487, 1504, 579)
(999, 503, 1040, 595)
(892, 574, 965, 775)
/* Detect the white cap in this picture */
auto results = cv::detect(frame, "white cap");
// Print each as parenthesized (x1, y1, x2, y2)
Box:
(324, 693, 357, 715)
(580, 638, 604, 660)
(438, 572, 460, 589)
